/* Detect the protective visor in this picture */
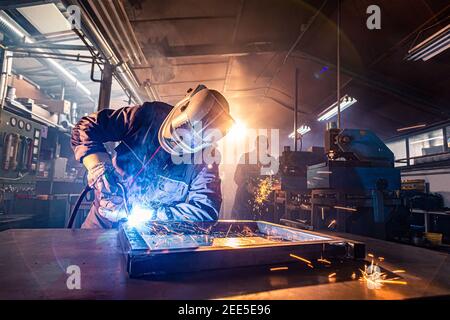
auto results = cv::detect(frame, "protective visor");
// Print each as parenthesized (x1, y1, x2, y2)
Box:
(158, 86, 234, 155)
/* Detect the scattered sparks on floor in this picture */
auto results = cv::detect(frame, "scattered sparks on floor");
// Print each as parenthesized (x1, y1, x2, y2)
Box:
(289, 253, 312, 265)
(327, 220, 336, 228)
(358, 254, 408, 289)
(317, 258, 332, 264)
(378, 279, 407, 285)
(392, 269, 406, 273)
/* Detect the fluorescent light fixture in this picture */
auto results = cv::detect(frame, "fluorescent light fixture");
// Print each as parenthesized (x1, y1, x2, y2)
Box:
(410, 136, 443, 145)
(0, 12, 91, 96)
(405, 24, 449, 61)
(397, 123, 427, 132)
(289, 125, 311, 138)
(317, 95, 357, 121)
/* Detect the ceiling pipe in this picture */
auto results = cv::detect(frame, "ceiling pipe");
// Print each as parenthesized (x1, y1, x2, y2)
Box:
(62, 0, 149, 104)
(95, 0, 134, 64)
(116, 0, 148, 65)
(73, 0, 155, 103)
(106, 0, 141, 65)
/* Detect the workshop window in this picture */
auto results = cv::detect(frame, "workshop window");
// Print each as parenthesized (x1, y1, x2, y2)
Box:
(386, 139, 407, 167)
(446, 126, 450, 148)
(408, 129, 445, 161)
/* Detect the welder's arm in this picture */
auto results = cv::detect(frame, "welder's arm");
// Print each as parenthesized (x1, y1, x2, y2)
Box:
(71, 104, 146, 162)
(71, 105, 147, 222)
(155, 165, 222, 221)
(71, 106, 148, 160)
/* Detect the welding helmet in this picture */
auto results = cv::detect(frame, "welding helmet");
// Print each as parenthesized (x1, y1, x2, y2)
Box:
(158, 85, 234, 155)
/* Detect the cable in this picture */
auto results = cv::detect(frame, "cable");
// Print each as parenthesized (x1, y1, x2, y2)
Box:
(66, 185, 92, 228)
(117, 182, 130, 216)
(67, 146, 161, 228)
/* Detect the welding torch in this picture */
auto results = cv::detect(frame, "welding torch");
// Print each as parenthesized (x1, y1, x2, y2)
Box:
(66, 146, 161, 228)
(66, 181, 130, 228)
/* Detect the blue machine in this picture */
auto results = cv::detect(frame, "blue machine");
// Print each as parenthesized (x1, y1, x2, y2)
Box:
(307, 127, 401, 239)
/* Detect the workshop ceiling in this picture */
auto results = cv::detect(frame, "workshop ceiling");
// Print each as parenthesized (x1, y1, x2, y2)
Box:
(117, 0, 450, 144)
(6, 0, 448, 144)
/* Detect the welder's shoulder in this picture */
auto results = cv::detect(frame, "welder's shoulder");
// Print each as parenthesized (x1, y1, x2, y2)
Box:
(139, 101, 173, 119)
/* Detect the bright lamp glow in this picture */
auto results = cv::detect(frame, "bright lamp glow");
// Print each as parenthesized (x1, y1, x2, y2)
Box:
(289, 125, 311, 138)
(227, 120, 247, 140)
(317, 95, 357, 121)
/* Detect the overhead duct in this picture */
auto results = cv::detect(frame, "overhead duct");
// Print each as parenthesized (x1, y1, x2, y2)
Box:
(0, 10, 92, 97)
(62, 0, 159, 103)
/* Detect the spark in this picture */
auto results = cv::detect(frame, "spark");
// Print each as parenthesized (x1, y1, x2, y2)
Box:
(252, 177, 275, 214)
(392, 269, 406, 273)
(358, 259, 408, 289)
(378, 279, 407, 285)
(334, 206, 357, 212)
(368, 253, 374, 258)
(290, 253, 312, 265)
(270, 267, 289, 271)
(378, 257, 385, 261)
(317, 258, 331, 264)
(328, 273, 336, 278)
(307, 264, 314, 269)
(327, 220, 336, 228)
(351, 272, 356, 280)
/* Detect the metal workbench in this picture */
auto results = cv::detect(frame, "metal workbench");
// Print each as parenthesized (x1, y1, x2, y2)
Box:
(0, 229, 448, 299)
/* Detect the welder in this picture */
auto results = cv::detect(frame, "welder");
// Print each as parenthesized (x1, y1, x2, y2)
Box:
(71, 85, 234, 229)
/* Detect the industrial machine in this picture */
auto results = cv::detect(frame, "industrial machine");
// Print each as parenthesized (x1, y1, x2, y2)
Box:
(274, 146, 325, 225)
(0, 96, 86, 228)
(306, 124, 401, 239)
(0, 108, 44, 215)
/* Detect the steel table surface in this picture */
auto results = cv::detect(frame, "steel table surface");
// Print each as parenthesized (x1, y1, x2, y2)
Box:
(0, 229, 448, 299)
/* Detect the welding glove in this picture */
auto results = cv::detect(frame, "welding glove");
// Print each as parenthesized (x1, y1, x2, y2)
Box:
(83, 153, 126, 222)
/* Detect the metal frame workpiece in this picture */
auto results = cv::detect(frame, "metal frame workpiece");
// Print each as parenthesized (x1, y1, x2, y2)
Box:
(119, 220, 365, 277)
